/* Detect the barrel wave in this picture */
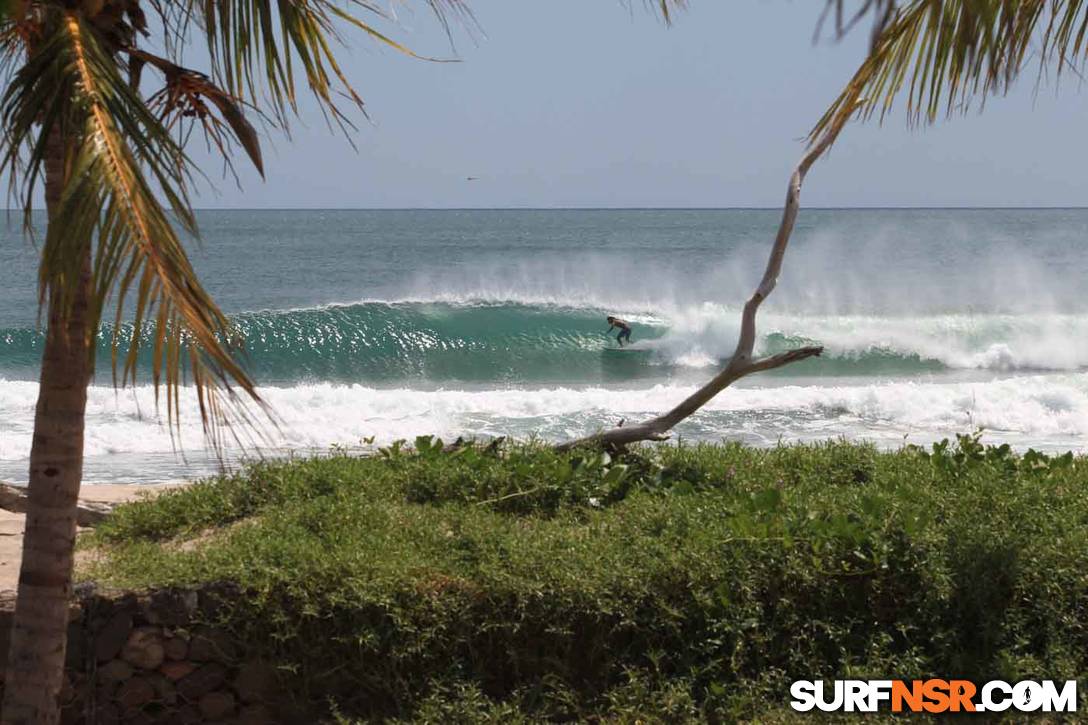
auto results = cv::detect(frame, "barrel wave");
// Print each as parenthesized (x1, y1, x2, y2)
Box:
(3, 300, 1087, 385)
(3, 208, 1087, 484)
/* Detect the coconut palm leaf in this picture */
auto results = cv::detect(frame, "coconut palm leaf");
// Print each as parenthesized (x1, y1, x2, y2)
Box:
(0, 11, 262, 447)
(814, 1, 1088, 139)
(151, 1, 473, 126)
(820, 0, 899, 45)
(131, 48, 265, 177)
(67, 12, 264, 444)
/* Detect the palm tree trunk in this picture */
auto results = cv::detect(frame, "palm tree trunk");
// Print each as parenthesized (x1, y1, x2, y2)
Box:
(2, 129, 94, 723)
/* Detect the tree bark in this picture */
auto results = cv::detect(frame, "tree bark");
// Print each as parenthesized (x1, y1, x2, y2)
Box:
(557, 129, 843, 452)
(2, 128, 94, 723)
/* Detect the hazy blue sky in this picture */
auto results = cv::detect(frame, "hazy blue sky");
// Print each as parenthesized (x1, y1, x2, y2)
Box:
(137, 3, 1088, 208)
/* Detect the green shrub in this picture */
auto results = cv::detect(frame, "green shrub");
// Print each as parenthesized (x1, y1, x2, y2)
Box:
(84, 436, 1088, 721)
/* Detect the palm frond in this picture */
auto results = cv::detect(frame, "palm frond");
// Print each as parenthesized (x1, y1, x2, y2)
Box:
(820, 0, 900, 47)
(168, 1, 476, 126)
(149, 0, 683, 128)
(45, 13, 263, 449)
(131, 48, 265, 177)
(813, 1, 1085, 139)
(0, 14, 81, 234)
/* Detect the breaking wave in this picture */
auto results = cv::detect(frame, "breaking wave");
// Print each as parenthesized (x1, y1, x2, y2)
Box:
(2, 300, 1087, 385)
(0, 373, 1085, 483)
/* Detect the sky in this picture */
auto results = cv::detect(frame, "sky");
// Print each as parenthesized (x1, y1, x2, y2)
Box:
(48, 3, 1088, 207)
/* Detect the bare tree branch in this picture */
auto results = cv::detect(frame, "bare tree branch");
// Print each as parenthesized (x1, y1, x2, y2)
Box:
(556, 111, 856, 452)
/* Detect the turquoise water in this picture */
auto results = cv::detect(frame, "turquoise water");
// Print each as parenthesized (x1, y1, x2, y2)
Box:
(1, 209, 1086, 482)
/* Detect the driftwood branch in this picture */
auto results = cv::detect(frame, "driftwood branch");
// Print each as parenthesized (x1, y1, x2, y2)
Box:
(556, 113, 856, 452)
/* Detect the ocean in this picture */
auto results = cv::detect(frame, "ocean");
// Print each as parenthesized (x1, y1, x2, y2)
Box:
(1, 208, 1086, 483)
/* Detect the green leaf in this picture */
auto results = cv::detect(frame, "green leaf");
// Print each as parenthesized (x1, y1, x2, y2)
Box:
(672, 481, 696, 497)
(752, 488, 782, 513)
(603, 464, 629, 487)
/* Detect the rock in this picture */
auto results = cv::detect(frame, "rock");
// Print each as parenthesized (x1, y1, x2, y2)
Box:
(73, 580, 97, 599)
(65, 619, 87, 669)
(163, 636, 188, 661)
(198, 583, 241, 619)
(168, 705, 203, 724)
(188, 626, 237, 663)
(237, 703, 276, 724)
(176, 662, 228, 701)
(95, 610, 133, 663)
(99, 658, 134, 683)
(122, 627, 165, 670)
(143, 589, 199, 626)
(233, 661, 277, 704)
(61, 673, 87, 713)
(115, 676, 156, 712)
(96, 679, 120, 704)
(67, 601, 83, 623)
(95, 703, 121, 725)
(60, 703, 86, 725)
(148, 672, 178, 706)
(198, 691, 236, 720)
(159, 660, 197, 682)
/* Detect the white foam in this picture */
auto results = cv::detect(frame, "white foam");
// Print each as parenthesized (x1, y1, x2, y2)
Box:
(0, 374, 1085, 481)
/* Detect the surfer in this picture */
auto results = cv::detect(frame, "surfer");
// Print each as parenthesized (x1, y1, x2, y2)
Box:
(606, 316, 632, 346)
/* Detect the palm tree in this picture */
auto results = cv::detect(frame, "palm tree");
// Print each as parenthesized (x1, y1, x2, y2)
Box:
(0, 2, 477, 721)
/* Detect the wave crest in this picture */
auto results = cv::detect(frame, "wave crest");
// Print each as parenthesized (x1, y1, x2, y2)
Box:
(1, 301, 1086, 384)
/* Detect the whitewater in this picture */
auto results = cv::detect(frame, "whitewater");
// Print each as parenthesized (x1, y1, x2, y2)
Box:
(1, 208, 1085, 482)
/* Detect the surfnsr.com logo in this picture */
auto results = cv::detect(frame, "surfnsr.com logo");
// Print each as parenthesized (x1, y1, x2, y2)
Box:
(790, 680, 1077, 714)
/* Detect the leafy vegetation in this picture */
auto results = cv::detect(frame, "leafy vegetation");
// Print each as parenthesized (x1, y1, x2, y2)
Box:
(85, 437, 1088, 722)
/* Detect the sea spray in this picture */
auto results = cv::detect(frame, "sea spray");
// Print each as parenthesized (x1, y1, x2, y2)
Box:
(2, 301, 1086, 384)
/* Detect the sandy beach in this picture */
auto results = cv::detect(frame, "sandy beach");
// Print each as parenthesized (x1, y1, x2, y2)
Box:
(0, 483, 183, 595)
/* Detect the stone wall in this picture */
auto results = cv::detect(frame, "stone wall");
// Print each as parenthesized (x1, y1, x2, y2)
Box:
(0, 586, 286, 724)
